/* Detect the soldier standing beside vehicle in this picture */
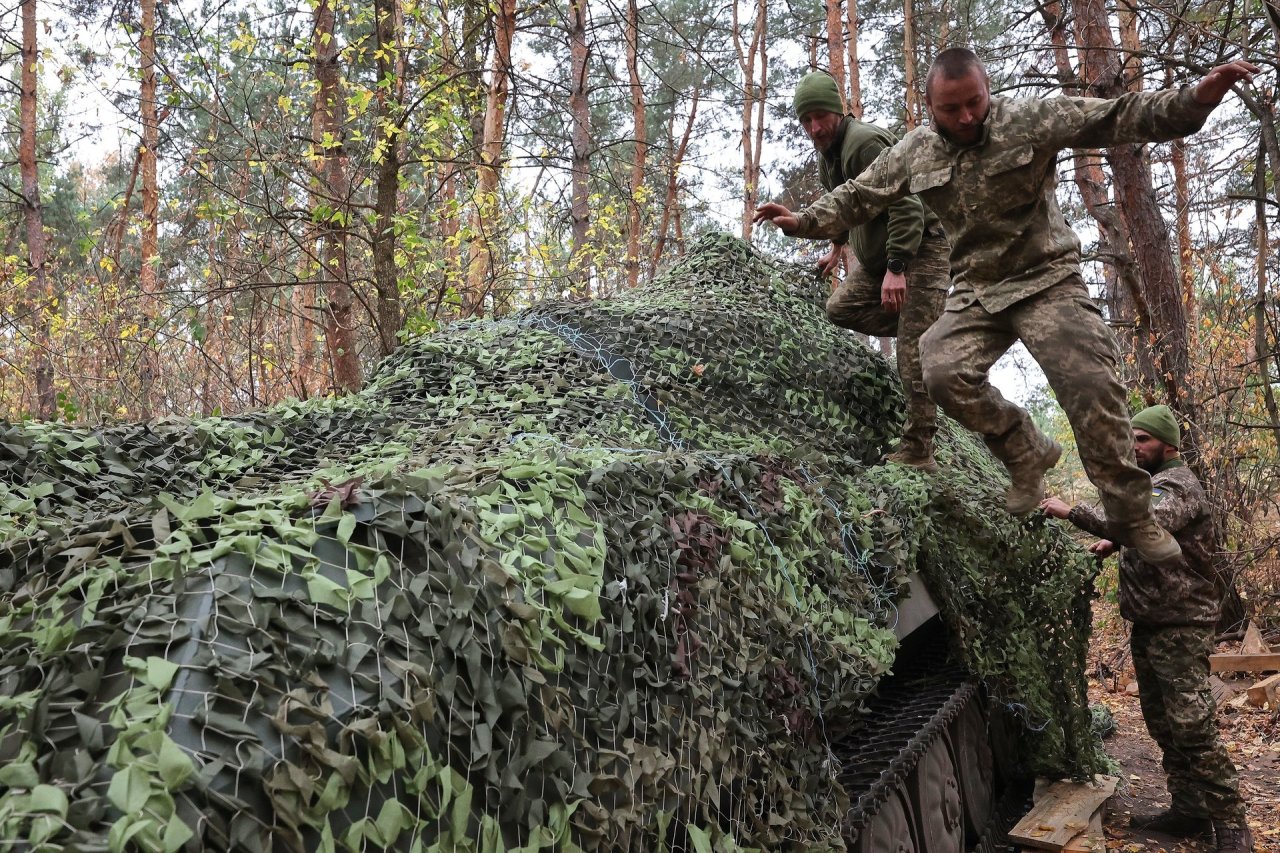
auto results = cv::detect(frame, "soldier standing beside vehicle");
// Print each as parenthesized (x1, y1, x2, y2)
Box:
(1040, 405, 1253, 853)
(791, 71, 951, 471)
(754, 47, 1261, 567)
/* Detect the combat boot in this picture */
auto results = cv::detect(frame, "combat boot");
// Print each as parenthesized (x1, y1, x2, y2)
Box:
(1115, 518, 1183, 564)
(884, 436, 938, 473)
(1213, 821, 1255, 853)
(1128, 809, 1212, 838)
(1004, 437, 1062, 514)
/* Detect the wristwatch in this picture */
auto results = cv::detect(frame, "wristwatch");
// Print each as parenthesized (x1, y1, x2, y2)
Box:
(886, 257, 907, 275)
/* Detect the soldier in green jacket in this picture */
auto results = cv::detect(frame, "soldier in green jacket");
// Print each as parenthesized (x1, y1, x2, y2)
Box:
(1040, 406, 1252, 853)
(791, 71, 951, 471)
(754, 47, 1260, 567)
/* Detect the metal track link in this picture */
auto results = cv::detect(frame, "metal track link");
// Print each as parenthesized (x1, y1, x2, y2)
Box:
(835, 650, 974, 840)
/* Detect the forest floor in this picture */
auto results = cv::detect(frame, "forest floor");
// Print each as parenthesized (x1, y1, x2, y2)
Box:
(1085, 602, 1280, 853)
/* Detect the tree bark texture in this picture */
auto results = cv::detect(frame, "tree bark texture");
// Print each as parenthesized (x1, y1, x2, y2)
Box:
(139, 0, 161, 416)
(372, 0, 405, 356)
(846, 0, 862, 117)
(466, 0, 517, 315)
(825, 0, 846, 110)
(1039, 0, 1155, 390)
(312, 0, 362, 392)
(625, 0, 647, 289)
(651, 82, 700, 273)
(568, 0, 593, 295)
(1072, 0, 1189, 415)
(734, 0, 767, 240)
(901, 0, 920, 129)
(20, 0, 54, 419)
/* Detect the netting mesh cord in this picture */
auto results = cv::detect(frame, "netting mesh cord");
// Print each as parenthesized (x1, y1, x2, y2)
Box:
(0, 233, 1103, 851)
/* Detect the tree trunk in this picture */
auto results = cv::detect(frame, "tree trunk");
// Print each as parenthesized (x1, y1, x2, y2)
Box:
(734, 0, 767, 240)
(372, 0, 404, 356)
(466, 0, 517, 316)
(1039, 0, 1155, 389)
(1073, 0, 1189, 416)
(651, 82, 700, 274)
(625, 0, 647, 289)
(845, 0, 862, 117)
(139, 0, 161, 417)
(1253, 140, 1280, 454)
(901, 0, 920, 129)
(567, 0, 593, 295)
(825, 0, 845, 109)
(20, 0, 54, 419)
(1171, 138, 1197, 351)
(312, 0, 362, 392)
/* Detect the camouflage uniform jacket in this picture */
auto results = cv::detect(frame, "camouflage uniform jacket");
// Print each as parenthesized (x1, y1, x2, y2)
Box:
(1068, 459, 1222, 627)
(817, 117, 939, 277)
(792, 88, 1215, 313)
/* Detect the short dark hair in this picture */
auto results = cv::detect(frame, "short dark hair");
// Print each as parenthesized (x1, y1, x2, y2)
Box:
(925, 47, 988, 95)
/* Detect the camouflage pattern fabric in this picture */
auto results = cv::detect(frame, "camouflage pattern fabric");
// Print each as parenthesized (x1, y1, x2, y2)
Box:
(921, 277, 1153, 529)
(788, 86, 1214, 532)
(1068, 459, 1223, 626)
(790, 86, 1214, 312)
(0, 235, 1106, 851)
(826, 233, 950, 454)
(1130, 623, 1246, 822)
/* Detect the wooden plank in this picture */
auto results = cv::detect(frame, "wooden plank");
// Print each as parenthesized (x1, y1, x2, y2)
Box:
(1209, 653, 1280, 673)
(1062, 809, 1105, 853)
(1210, 675, 1235, 708)
(1009, 775, 1118, 851)
(1241, 622, 1271, 655)
(1246, 672, 1280, 709)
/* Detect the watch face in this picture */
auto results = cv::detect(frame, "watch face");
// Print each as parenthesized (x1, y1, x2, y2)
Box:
(887, 259, 906, 274)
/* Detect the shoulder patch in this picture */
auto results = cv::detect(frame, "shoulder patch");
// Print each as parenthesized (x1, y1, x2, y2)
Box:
(1150, 486, 1166, 506)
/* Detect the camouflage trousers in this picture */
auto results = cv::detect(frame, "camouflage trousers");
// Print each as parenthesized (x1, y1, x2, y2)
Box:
(920, 276, 1154, 530)
(826, 230, 950, 454)
(1130, 623, 1246, 821)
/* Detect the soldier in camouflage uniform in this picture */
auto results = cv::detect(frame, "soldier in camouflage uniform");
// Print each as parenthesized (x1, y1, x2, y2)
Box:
(791, 71, 951, 471)
(1041, 406, 1253, 853)
(754, 48, 1261, 568)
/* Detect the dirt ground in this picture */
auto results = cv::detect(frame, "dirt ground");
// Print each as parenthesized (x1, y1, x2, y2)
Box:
(1086, 606, 1280, 853)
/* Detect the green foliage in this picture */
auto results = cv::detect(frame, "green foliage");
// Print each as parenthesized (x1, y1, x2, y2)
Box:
(0, 234, 1102, 850)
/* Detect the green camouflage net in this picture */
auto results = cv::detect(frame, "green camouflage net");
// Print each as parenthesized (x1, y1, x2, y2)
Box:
(0, 234, 1104, 851)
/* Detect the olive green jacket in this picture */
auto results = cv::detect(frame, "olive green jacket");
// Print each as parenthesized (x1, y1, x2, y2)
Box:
(817, 117, 938, 277)
(792, 88, 1215, 313)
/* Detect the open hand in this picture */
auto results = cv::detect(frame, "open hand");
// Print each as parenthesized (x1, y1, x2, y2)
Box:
(1194, 60, 1262, 106)
(753, 202, 799, 235)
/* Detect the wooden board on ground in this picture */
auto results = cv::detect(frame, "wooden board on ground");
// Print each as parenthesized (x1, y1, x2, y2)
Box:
(1241, 622, 1271, 655)
(1009, 775, 1118, 851)
(1210, 653, 1280, 673)
(1062, 809, 1105, 853)
(1246, 672, 1280, 710)
(1210, 674, 1235, 707)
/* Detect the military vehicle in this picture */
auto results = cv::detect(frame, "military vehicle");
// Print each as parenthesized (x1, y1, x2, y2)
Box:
(0, 235, 1102, 851)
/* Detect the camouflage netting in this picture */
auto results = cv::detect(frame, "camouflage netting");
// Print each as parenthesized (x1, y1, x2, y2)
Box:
(0, 234, 1104, 851)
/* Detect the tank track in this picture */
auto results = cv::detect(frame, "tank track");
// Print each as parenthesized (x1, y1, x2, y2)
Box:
(834, 647, 975, 841)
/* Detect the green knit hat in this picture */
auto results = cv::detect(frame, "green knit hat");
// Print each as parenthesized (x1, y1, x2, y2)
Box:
(1131, 404, 1180, 448)
(793, 72, 845, 119)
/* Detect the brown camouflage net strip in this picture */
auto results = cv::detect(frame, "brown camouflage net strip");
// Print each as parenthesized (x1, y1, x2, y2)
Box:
(0, 233, 1103, 851)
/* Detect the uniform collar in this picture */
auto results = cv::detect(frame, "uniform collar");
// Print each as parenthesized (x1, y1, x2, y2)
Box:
(1157, 458, 1185, 474)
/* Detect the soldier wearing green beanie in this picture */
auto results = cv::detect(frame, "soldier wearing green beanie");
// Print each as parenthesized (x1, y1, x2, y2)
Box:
(1041, 408, 1253, 853)
(787, 70, 952, 471)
